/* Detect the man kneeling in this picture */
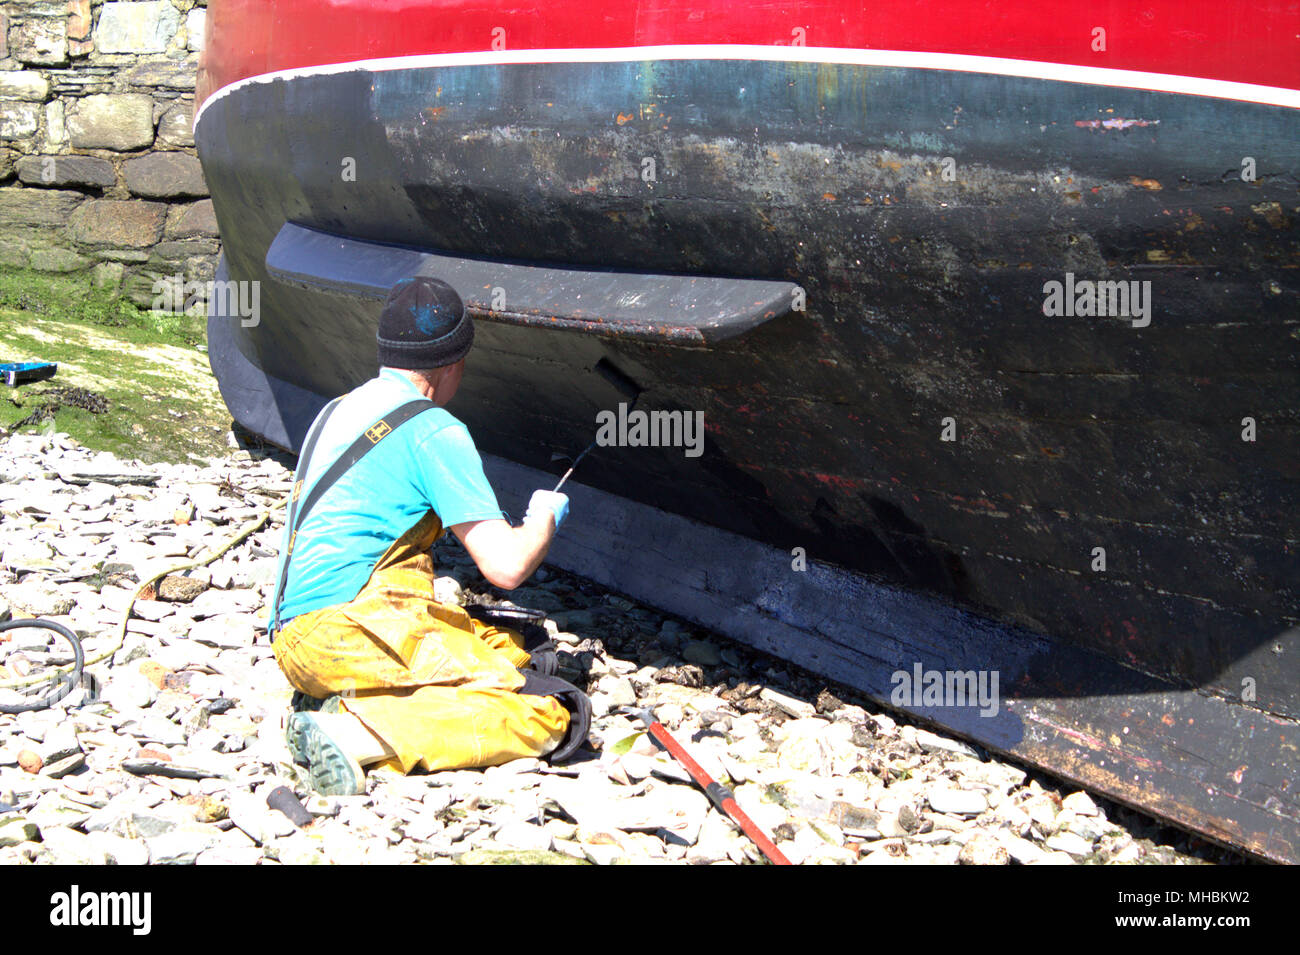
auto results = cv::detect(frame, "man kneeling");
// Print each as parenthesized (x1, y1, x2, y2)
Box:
(267, 276, 589, 795)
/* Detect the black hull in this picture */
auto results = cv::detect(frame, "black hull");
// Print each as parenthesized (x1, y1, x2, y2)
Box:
(197, 58, 1300, 858)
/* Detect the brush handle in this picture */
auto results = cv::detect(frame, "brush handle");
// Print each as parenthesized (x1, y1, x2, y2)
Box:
(551, 438, 598, 492)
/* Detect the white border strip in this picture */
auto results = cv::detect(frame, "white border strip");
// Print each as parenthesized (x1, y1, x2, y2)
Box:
(194, 43, 1300, 126)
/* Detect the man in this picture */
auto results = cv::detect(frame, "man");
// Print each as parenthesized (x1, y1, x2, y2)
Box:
(268, 275, 589, 795)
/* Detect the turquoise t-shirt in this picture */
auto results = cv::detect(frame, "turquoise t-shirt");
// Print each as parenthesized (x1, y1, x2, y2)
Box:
(270, 369, 504, 625)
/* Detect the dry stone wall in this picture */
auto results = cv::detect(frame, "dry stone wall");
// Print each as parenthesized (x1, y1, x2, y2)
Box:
(0, 0, 215, 304)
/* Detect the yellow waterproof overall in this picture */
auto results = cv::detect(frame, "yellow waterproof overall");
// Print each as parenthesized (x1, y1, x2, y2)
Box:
(272, 511, 569, 773)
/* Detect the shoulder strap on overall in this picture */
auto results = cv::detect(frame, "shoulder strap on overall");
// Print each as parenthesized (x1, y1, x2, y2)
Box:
(271, 397, 436, 635)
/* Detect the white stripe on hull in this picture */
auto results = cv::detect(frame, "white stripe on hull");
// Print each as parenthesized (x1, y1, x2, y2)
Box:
(195, 43, 1300, 128)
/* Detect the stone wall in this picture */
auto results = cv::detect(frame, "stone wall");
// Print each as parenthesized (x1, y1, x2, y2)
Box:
(0, 0, 216, 304)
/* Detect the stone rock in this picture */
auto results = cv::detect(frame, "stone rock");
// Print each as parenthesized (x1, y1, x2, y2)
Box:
(777, 719, 858, 775)
(39, 827, 107, 865)
(124, 152, 207, 198)
(40, 724, 82, 764)
(10, 18, 67, 66)
(27, 793, 91, 831)
(599, 676, 637, 708)
(125, 60, 197, 90)
(0, 71, 50, 101)
(187, 9, 206, 51)
(0, 239, 27, 268)
(492, 822, 554, 853)
(1108, 842, 1143, 865)
(196, 846, 264, 865)
(1023, 794, 1059, 828)
(158, 575, 206, 602)
(0, 102, 40, 140)
(103, 669, 159, 710)
(44, 99, 64, 145)
(1045, 831, 1095, 858)
(157, 101, 195, 147)
(145, 823, 220, 864)
(0, 816, 39, 847)
(17, 750, 43, 774)
(545, 778, 708, 846)
(760, 687, 816, 719)
(926, 789, 988, 816)
(3, 578, 73, 615)
(180, 794, 228, 823)
(86, 830, 150, 865)
(92, 261, 125, 288)
(17, 154, 116, 189)
(682, 640, 722, 667)
(228, 794, 296, 845)
(118, 805, 194, 839)
(67, 95, 155, 151)
(164, 198, 217, 238)
(189, 616, 255, 648)
(96, 2, 181, 55)
(958, 832, 1010, 865)
(67, 0, 92, 41)
(915, 729, 980, 758)
(433, 576, 462, 605)
(30, 245, 92, 272)
(68, 199, 167, 247)
(1062, 791, 1099, 816)
(42, 753, 86, 778)
(996, 831, 1047, 865)
(1066, 814, 1112, 843)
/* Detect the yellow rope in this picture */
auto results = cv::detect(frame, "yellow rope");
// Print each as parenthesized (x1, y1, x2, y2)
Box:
(0, 500, 284, 691)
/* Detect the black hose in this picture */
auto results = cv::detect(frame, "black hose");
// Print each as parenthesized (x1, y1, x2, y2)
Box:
(0, 618, 85, 714)
(465, 604, 547, 626)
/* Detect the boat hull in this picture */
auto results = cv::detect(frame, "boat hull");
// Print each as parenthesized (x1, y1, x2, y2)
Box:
(197, 51, 1300, 857)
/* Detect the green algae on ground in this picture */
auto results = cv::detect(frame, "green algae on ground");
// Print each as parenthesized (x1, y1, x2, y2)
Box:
(0, 269, 230, 463)
(456, 848, 589, 865)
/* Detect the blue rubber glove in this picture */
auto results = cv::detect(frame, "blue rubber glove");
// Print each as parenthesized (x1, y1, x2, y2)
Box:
(524, 489, 569, 530)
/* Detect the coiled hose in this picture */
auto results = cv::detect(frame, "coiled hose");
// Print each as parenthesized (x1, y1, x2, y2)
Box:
(0, 618, 84, 714)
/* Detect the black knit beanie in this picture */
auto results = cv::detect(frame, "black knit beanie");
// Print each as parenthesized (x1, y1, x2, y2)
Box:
(376, 276, 473, 369)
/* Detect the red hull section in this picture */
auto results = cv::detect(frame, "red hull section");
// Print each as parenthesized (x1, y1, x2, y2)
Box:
(198, 0, 1300, 108)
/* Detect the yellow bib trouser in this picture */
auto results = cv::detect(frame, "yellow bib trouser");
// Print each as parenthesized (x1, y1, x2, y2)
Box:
(271, 512, 570, 773)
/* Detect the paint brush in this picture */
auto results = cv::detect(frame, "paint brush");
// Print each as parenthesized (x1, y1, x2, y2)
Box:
(551, 357, 642, 493)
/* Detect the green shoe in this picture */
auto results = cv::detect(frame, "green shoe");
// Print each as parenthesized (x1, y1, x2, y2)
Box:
(290, 691, 345, 714)
(285, 710, 365, 796)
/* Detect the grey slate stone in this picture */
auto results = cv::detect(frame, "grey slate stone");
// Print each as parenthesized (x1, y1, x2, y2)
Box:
(0, 102, 40, 140)
(124, 152, 206, 198)
(164, 199, 218, 238)
(16, 155, 115, 188)
(67, 199, 168, 248)
(126, 59, 196, 90)
(157, 100, 194, 146)
(10, 18, 68, 66)
(67, 94, 155, 151)
(96, 2, 181, 55)
(0, 71, 49, 101)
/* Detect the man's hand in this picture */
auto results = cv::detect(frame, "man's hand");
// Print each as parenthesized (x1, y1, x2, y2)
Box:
(524, 490, 569, 530)
(450, 489, 569, 590)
